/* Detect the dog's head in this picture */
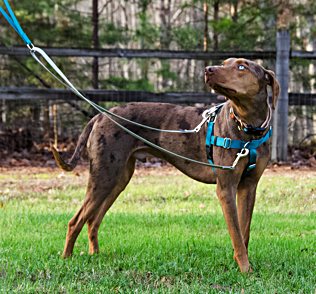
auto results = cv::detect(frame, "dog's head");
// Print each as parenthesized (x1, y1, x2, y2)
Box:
(205, 58, 280, 109)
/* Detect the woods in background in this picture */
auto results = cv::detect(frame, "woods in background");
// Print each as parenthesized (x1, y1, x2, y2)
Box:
(0, 0, 315, 90)
(0, 0, 315, 159)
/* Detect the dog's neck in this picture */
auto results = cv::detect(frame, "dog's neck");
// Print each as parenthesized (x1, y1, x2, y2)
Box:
(227, 90, 271, 129)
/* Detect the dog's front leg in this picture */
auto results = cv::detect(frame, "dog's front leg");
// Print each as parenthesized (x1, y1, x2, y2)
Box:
(236, 177, 258, 251)
(216, 176, 250, 272)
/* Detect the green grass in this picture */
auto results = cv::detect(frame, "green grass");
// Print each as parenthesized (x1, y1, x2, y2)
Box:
(0, 168, 315, 293)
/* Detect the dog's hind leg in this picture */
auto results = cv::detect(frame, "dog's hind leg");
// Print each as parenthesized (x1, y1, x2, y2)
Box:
(87, 158, 136, 255)
(62, 178, 104, 258)
(62, 156, 136, 258)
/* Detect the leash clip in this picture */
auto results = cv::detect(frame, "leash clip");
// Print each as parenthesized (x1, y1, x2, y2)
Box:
(193, 108, 213, 132)
(232, 142, 250, 168)
(194, 105, 221, 133)
(27, 43, 35, 52)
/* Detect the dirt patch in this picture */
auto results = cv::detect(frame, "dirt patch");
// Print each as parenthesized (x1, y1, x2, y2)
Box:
(0, 166, 88, 198)
(265, 165, 316, 177)
(1, 163, 315, 179)
(1, 146, 315, 198)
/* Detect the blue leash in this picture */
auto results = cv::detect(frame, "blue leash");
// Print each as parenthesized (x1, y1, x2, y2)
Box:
(0, 0, 32, 45)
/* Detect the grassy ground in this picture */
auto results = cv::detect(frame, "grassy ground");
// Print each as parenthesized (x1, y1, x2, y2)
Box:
(0, 166, 315, 293)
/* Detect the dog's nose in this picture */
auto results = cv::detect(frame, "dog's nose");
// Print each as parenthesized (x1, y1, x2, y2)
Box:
(205, 66, 214, 74)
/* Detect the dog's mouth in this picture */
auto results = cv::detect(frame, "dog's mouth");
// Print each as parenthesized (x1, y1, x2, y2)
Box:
(204, 73, 237, 97)
(206, 82, 237, 96)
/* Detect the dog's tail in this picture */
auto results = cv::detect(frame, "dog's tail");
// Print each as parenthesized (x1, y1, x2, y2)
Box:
(52, 115, 98, 171)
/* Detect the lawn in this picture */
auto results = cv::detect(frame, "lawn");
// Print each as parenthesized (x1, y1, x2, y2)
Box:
(0, 166, 315, 293)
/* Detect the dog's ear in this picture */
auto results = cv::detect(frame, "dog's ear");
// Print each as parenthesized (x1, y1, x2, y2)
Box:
(264, 70, 280, 110)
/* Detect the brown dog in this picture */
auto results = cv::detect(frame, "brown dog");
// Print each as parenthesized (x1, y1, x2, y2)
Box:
(52, 58, 279, 272)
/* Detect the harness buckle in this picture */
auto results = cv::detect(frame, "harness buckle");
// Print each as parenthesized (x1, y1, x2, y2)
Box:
(223, 138, 232, 149)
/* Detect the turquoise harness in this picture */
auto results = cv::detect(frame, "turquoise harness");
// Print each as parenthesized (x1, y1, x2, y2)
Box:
(205, 105, 273, 172)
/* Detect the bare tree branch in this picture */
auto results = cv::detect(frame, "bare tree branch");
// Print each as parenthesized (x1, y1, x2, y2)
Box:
(98, 0, 112, 16)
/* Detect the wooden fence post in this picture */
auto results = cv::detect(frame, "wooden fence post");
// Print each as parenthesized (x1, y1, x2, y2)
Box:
(1, 99, 6, 123)
(272, 29, 290, 162)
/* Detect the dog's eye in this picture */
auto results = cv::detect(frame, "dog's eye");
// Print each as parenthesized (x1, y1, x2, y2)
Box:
(238, 65, 245, 71)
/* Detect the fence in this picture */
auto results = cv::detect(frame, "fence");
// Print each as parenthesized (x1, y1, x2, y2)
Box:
(0, 40, 315, 163)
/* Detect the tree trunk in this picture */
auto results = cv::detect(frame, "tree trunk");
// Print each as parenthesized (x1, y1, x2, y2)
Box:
(92, 0, 99, 89)
(231, 0, 238, 23)
(160, 0, 172, 89)
(203, 0, 209, 68)
(1, 99, 6, 123)
(213, 0, 219, 51)
(160, 0, 172, 50)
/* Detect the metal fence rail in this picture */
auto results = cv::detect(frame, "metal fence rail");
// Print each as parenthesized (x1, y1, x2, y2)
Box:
(0, 46, 315, 60)
(0, 46, 315, 161)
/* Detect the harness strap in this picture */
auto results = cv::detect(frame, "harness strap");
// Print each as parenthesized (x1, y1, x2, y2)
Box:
(205, 120, 215, 165)
(247, 149, 257, 171)
(206, 116, 272, 171)
(210, 127, 272, 150)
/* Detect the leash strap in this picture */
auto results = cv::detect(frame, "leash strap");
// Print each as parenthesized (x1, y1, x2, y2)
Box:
(0, 0, 31, 45)
(28, 48, 239, 170)
(1, 1, 260, 171)
(30, 45, 213, 134)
